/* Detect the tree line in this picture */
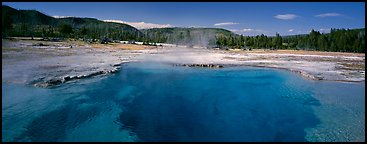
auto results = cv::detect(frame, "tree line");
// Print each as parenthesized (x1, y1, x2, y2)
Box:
(215, 28, 365, 53)
(141, 28, 232, 47)
(3, 19, 144, 41)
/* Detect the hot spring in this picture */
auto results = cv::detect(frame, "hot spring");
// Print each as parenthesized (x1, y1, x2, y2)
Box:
(2, 62, 365, 142)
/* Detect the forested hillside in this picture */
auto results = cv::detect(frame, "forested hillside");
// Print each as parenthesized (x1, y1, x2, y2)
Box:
(2, 5, 142, 40)
(141, 27, 234, 47)
(215, 28, 365, 53)
(2, 5, 234, 45)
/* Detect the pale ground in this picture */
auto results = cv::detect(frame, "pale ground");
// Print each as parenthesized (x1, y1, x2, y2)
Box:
(2, 38, 365, 87)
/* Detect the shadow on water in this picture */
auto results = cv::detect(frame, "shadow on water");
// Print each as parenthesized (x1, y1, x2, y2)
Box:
(9, 62, 322, 142)
(13, 74, 123, 142)
(13, 96, 104, 142)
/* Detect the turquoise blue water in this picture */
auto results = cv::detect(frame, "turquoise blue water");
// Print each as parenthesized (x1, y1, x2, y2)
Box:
(2, 62, 365, 142)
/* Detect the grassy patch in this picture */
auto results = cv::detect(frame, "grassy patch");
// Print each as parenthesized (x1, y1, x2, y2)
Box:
(91, 43, 157, 50)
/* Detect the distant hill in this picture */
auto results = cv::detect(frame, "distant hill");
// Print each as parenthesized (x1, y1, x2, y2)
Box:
(2, 5, 236, 46)
(141, 27, 235, 47)
(2, 5, 55, 25)
(2, 5, 142, 40)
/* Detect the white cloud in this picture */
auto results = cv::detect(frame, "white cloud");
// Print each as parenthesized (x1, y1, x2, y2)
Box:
(274, 14, 298, 20)
(288, 29, 294, 32)
(214, 22, 239, 26)
(295, 30, 311, 34)
(103, 20, 173, 29)
(52, 15, 97, 19)
(315, 13, 342, 18)
(52, 15, 72, 18)
(319, 28, 331, 33)
(229, 28, 267, 36)
(188, 25, 205, 28)
(305, 29, 331, 34)
(242, 28, 254, 32)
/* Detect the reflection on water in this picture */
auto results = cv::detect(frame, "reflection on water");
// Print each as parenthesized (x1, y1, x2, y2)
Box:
(2, 62, 365, 142)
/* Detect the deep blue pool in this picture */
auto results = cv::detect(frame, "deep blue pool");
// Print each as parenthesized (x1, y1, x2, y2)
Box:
(2, 62, 365, 142)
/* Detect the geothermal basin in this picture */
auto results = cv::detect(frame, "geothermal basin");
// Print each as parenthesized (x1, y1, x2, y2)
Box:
(2, 62, 365, 142)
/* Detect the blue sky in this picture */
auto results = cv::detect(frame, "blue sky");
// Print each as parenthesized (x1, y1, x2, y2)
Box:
(3, 2, 365, 36)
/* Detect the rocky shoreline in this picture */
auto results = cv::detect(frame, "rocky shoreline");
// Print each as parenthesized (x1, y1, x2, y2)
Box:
(30, 63, 124, 88)
(2, 39, 365, 88)
(174, 64, 224, 68)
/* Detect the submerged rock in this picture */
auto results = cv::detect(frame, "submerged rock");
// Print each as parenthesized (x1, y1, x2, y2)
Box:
(32, 68, 121, 88)
(32, 43, 49, 46)
(174, 64, 223, 68)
